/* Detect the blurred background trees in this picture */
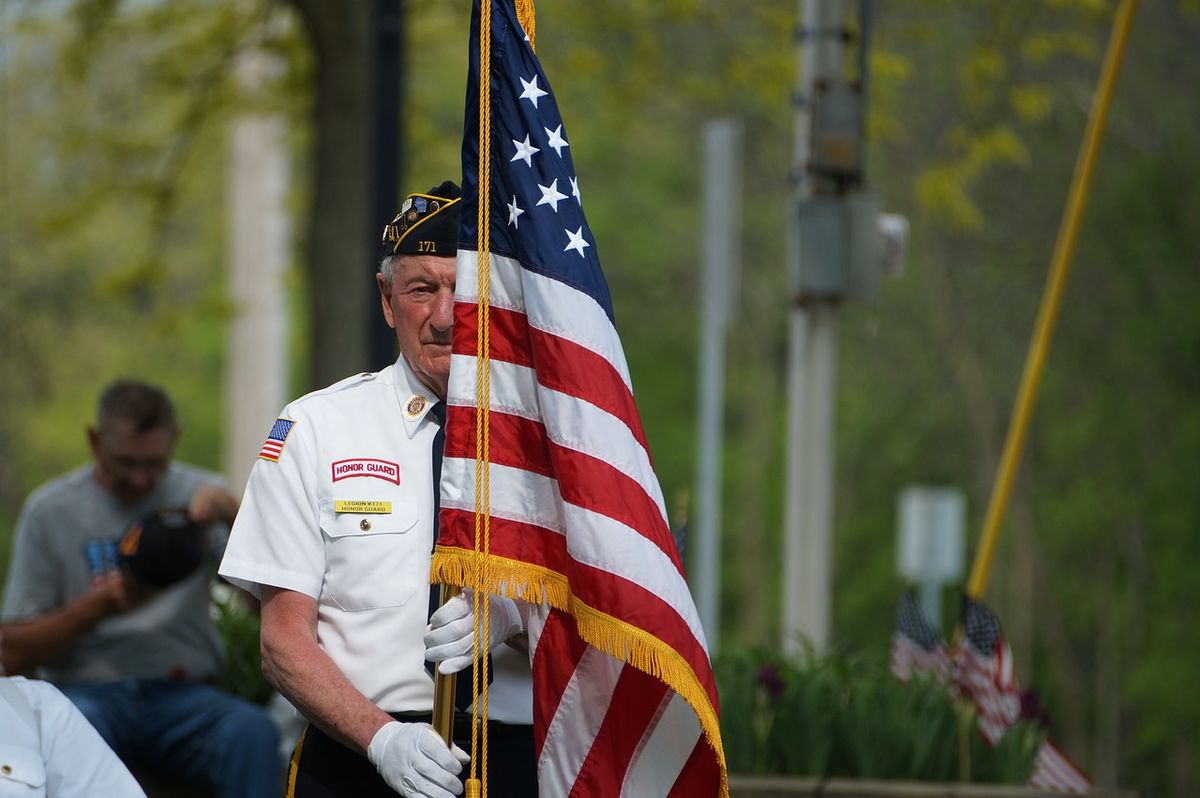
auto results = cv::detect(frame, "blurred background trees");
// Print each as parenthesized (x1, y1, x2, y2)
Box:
(0, 0, 1196, 794)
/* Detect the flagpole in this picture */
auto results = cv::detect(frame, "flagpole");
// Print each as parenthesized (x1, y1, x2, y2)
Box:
(432, 584, 462, 746)
(965, 0, 1138, 599)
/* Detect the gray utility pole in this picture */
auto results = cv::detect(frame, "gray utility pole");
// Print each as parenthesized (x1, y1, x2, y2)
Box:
(782, 0, 882, 655)
(693, 119, 742, 655)
(224, 36, 291, 494)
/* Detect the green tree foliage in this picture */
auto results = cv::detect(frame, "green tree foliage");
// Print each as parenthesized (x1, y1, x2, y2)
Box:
(1, 1, 1197, 795)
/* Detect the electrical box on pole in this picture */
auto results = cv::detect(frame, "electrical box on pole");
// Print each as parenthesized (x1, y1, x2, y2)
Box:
(782, 0, 908, 655)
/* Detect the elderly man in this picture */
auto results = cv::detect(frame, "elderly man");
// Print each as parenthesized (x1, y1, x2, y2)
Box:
(219, 181, 536, 798)
(0, 379, 281, 798)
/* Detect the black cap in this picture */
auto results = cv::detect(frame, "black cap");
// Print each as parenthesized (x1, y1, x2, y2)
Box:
(381, 180, 462, 258)
(117, 508, 206, 588)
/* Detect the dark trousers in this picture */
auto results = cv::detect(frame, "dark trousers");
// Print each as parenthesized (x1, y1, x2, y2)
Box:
(287, 713, 536, 798)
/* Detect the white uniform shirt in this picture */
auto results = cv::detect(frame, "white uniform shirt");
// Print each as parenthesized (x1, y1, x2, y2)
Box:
(220, 358, 532, 722)
(0, 677, 145, 798)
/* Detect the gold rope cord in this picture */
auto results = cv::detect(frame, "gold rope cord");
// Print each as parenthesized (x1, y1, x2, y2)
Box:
(471, 0, 493, 787)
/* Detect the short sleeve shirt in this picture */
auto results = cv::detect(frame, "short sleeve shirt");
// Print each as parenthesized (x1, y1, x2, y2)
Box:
(220, 358, 457, 713)
(1, 464, 229, 683)
(0, 676, 145, 798)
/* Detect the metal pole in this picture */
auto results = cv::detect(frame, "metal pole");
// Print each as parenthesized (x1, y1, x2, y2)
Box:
(782, 0, 845, 657)
(693, 119, 741, 653)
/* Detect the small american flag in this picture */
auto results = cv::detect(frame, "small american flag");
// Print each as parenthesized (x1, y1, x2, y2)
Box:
(955, 594, 1021, 746)
(1029, 738, 1092, 793)
(431, 1, 726, 794)
(257, 418, 294, 462)
(890, 591, 952, 683)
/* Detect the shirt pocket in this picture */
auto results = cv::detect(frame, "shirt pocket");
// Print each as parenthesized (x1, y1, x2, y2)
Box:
(0, 745, 46, 796)
(319, 496, 424, 612)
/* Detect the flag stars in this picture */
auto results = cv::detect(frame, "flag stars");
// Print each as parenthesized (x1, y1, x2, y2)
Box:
(511, 134, 540, 167)
(570, 176, 581, 205)
(519, 75, 548, 108)
(536, 179, 568, 213)
(544, 125, 569, 156)
(507, 195, 525, 229)
(564, 226, 590, 258)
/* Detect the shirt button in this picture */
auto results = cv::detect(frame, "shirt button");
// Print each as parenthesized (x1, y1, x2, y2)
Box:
(1, 764, 11, 775)
(360, 519, 372, 531)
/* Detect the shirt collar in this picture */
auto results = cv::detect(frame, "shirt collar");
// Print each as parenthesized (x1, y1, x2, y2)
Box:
(390, 353, 440, 439)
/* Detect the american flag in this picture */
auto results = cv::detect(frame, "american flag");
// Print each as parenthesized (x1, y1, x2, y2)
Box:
(955, 594, 1021, 746)
(257, 418, 294, 462)
(431, 1, 727, 796)
(1029, 738, 1092, 793)
(890, 591, 952, 683)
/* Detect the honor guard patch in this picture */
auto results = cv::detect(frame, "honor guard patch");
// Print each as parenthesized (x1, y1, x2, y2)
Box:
(259, 419, 295, 462)
(331, 458, 401, 485)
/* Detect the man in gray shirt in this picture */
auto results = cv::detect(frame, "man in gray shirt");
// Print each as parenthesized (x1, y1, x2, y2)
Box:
(0, 379, 280, 798)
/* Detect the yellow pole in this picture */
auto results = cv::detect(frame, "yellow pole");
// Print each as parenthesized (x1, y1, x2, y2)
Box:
(432, 583, 463, 746)
(965, 0, 1139, 599)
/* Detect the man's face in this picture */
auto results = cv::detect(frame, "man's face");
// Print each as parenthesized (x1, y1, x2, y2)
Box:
(377, 253, 457, 398)
(89, 421, 177, 505)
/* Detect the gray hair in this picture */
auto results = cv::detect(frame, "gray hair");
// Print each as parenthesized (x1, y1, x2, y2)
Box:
(379, 254, 397, 289)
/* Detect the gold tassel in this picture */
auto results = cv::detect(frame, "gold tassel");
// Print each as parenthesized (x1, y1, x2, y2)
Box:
(514, 0, 536, 51)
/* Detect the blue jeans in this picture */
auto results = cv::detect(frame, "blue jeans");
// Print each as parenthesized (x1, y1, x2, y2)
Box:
(60, 679, 281, 798)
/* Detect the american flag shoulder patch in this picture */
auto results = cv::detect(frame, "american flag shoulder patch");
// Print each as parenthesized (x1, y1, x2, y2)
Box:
(258, 418, 296, 462)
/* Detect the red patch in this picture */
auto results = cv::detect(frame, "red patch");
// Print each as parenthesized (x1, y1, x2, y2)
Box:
(330, 458, 401, 485)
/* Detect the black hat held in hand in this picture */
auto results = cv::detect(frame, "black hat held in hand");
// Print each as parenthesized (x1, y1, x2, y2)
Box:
(118, 508, 206, 588)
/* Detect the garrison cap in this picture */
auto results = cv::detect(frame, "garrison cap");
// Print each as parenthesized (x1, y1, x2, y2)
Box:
(381, 180, 462, 258)
(117, 508, 206, 588)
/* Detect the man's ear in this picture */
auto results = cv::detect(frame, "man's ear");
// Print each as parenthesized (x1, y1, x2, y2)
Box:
(376, 273, 397, 329)
(86, 425, 100, 455)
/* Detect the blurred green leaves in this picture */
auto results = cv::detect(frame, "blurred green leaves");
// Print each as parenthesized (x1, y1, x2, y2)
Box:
(716, 647, 1041, 782)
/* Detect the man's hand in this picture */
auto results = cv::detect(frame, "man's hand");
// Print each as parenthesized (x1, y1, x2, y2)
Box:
(188, 483, 239, 526)
(424, 591, 522, 675)
(93, 571, 154, 613)
(367, 721, 469, 798)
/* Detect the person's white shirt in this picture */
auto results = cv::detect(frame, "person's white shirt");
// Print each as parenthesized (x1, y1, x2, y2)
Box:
(0, 676, 145, 798)
(219, 357, 533, 723)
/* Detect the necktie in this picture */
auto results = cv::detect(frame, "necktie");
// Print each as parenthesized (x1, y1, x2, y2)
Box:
(425, 401, 482, 712)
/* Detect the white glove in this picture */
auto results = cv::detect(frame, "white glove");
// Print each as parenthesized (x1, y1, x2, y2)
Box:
(367, 720, 469, 798)
(424, 591, 523, 675)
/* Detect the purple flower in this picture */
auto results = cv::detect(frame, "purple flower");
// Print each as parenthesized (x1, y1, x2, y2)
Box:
(756, 663, 785, 699)
(1020, 689, 1052, 729)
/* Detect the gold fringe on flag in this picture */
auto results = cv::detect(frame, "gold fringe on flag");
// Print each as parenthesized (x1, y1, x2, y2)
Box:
(431, 547, 730, 797)
(515, 0, 536, 51)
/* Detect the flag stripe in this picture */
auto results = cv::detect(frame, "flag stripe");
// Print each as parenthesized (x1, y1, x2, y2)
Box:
(668, 736, 725, 798)
(531, 609, 590, 761)
(1029, 739, 1091, 792)
(439, 458, 709, 663)
(452, 299, 649, 452)
(571, 668, 670, 797)
(619, 692, 700, 797)
(442, 406, 679, 567)
(455, 251, 630, 390)
(447, 351, 667, 527)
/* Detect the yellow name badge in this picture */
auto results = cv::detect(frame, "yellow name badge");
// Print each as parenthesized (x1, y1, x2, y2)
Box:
(334, 500, 392, 514)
